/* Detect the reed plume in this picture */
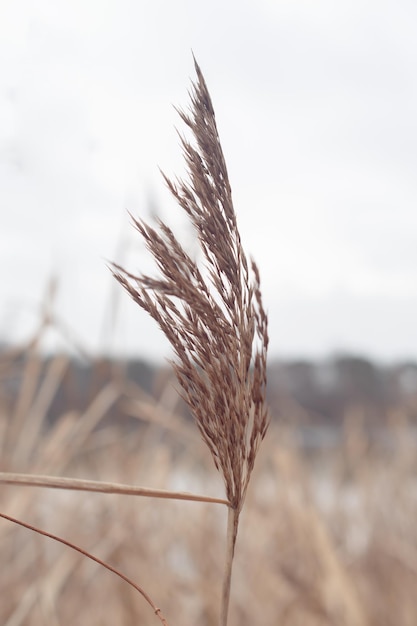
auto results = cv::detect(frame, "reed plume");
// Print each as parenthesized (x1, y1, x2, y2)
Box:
(112, 57, 269, 625)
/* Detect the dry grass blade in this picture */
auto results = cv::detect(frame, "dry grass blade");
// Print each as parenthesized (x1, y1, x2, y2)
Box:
(112, 56, 269, 625)
(0, 472, 228, 505)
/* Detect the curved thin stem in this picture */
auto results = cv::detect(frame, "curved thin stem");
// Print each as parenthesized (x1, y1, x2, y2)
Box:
(0, 511, 169, 625)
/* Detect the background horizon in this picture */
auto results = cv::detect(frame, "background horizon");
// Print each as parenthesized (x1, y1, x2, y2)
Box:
(2, 1, 417, 363)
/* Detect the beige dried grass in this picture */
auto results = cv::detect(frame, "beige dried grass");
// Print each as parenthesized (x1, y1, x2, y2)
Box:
(112, 57, 269, 625)
(2, 328, 417, 624)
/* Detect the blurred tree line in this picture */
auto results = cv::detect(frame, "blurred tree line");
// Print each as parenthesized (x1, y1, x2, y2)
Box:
(2, 345, 417, 428)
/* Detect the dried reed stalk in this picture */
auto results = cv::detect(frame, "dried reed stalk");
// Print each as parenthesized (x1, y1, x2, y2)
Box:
(0, 472, 228, 505)
(112, 57, 269, 626)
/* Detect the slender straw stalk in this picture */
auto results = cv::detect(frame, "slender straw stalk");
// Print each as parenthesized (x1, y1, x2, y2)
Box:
(220, 506, 239, 626)
(0, 472, 228, 505)
(112, 56, 269, 626)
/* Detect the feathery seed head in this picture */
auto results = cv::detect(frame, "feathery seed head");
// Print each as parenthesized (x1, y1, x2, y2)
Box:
(112, 58, 269, 512)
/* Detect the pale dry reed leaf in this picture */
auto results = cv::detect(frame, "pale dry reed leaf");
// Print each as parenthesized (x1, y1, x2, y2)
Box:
(12, 355, 68, 465)
(0, 473, 228, 506)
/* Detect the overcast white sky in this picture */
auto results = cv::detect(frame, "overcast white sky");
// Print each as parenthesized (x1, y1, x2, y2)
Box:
(1, 0, 417, 363)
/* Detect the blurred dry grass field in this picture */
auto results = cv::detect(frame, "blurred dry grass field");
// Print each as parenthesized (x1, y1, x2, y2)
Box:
(1, 332, 416, 626)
